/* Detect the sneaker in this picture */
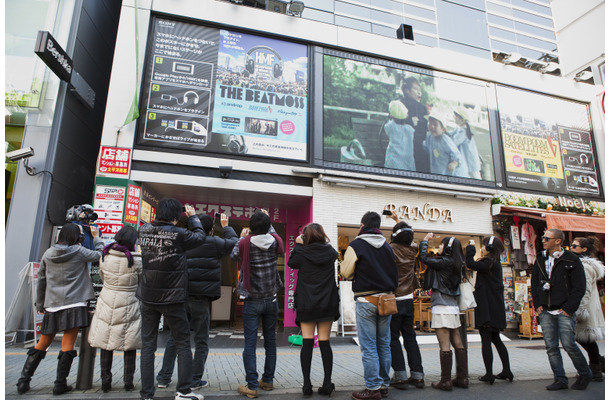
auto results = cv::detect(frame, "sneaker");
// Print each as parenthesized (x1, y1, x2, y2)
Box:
(546, 380, 569, 390)
(158, 380, 172, 388)
(175, 391, 204, 400)
(238, 384, 258, 398)
(571, 375, 592, 390)
(258, 379, 274, 391)
(190, 380, 209, 390)
(407, 377, 425, 389)
(351, 388, 382, 400)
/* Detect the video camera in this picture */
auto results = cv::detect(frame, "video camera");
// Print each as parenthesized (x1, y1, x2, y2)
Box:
(66, 204, 98, 223)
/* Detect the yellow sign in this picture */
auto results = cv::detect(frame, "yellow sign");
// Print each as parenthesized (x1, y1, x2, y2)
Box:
(503, 131, 564, 179)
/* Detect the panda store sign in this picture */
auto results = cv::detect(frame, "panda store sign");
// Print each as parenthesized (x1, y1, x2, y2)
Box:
(384, 202, 454, 223)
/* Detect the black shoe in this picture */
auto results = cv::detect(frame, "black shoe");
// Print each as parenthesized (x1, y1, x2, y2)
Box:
(318, 382, 335, 396)
(407, 377, 425, 389)
(494, 371, 514, 382)
(389, 378, 408, 390)
(546, 380, 568, 390)
(478, 374, 495, 385)
(102, 381, 112, 393)
(125, 382, 135, 391)
(571, 375, 592, 390)
(302, 384, 313, 396)
(379, 387, 389, 398)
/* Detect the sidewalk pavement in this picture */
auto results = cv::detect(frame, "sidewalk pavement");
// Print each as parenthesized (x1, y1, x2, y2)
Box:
(4, 331, 605, 399)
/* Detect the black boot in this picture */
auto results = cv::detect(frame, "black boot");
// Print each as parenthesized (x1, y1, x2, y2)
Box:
(591, 363, 604, 382)
(124, 350, 136, 391)
(16, 348, 46, 394)
(100, 349, 113, 393)
(53, 350, 77, 395)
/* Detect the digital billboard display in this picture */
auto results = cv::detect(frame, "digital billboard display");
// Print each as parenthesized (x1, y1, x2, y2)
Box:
(137, 18, 308, 161)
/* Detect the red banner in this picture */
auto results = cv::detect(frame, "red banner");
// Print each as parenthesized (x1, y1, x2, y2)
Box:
(125, 184, 141, 224)
(98, 146, 131, 176)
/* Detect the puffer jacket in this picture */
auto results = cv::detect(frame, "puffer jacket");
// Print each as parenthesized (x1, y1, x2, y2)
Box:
(574, 255, 605, 342)
(418, 240, 460, 296)
(390, 242, 420, 297)
(36, 237, 104, 311)
(88, 249, 142, 351)
(137, 216, 206, 305)
(185, 226, 238, 300)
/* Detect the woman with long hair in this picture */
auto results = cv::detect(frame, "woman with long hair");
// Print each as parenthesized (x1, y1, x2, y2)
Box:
(418, 234, 467, 391)
(288, 223, 339, 397)
(571, 236, 605, 381)
(465, 237, 513, 384)
(88, 225, 142, 392)
(17, 223, 103, 395)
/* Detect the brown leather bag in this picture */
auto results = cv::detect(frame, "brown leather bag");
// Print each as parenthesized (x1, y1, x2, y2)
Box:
(364, 293, 398, 316)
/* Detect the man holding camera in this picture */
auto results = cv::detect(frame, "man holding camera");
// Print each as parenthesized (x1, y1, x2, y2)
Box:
(137, 198, 207, 400)
(68, 204, 99, 250)
(532, 228, 591, 391)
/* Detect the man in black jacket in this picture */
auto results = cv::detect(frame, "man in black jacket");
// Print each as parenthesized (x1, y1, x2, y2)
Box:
(157, 213, 238, 390)
(532, 228, 591, 391)
(137, 198, 206, 400)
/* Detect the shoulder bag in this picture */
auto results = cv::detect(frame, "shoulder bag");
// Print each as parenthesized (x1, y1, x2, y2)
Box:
(457, 265, 477, 311)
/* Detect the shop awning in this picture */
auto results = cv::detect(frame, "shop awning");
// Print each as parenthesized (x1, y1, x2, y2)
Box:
(545, 213, 605, 233)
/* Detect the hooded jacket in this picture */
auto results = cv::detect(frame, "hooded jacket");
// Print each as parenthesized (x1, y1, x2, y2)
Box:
(288, 242, 340, 323)
(340, 233, 398, 297)
(574, 255, 605, 342)
(532, 249, 586, 316)
(390, 242, 420, 297)
(418, 240, 460, 297)
(36, 237, 104, 311)
(185, 225, 238, 300)
(136, 216, 206, 305)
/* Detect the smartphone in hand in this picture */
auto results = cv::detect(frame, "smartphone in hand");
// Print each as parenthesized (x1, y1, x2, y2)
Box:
(382, 209, 392, 216)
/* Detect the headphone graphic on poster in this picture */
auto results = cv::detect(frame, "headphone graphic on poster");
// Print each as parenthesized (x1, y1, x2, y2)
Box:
(244, 46, 284, 79)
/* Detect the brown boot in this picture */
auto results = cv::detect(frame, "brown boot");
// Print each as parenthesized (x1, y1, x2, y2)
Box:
(432, 350, 453, 391)
(452, 348, 469, 388)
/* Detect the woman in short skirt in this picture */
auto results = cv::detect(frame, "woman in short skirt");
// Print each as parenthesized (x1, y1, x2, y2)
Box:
(419, 234, 468, 391)
(16, 223, 103, 395)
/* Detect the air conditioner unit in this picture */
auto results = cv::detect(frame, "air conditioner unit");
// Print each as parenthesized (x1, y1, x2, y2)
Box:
(267, 0, 287, 13)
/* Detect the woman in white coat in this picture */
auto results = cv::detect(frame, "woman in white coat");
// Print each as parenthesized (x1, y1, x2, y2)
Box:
(88, 226, 142, 392)
(571, 236, 605, 381)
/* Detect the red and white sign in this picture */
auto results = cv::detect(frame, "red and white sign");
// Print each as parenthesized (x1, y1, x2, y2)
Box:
(94, 185, 125, 223)
(98, 146, 131, 176)
(97, 222, 124, 240)
(125, 184, 141, 224)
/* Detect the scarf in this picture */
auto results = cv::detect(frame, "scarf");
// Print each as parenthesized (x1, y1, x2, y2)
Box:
(358, 227, 383, 236)
(238, 233, 284, 291)
(103, 242, 134, 268)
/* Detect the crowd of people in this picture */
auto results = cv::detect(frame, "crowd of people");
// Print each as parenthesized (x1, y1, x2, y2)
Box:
(16, 201, 604, 400)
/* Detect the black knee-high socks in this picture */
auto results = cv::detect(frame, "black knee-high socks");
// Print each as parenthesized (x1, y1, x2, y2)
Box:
(300, 338, 314, 386)
(318, 340, 333, 386)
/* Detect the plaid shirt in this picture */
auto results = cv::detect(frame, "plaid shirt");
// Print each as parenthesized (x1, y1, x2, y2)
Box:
(231, 227, 283, 299)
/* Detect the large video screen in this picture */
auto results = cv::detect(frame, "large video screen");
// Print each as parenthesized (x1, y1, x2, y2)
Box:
(137, 18, 309, 161)
(322, 55, 495, 183)
(497, 86, 601, 197)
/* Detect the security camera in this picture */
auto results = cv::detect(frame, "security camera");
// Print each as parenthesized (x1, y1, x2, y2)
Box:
(6, 147, 35, 161)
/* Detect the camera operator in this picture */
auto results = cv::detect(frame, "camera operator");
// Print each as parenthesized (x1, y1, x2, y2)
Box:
(67, 205, 99, 251)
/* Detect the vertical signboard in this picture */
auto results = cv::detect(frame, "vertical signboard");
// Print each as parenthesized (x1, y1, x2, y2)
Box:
(137, 18, 309, 161)
(97, 146, 131, 176)
(497, 86, 601, 197)
(93, 185, 125, 240)
(125, 184, 141, 225)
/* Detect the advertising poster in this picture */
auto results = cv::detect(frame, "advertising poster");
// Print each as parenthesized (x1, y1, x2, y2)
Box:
(97, 146, 131, 176)
(137, 18, 309, 162)
(497, 86, 601, 197)
(322, 55, 494, 183)
(125, 184, 141, 225)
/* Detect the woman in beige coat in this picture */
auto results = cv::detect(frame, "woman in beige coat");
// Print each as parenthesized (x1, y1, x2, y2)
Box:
(88, 226, 142, 392)
(571, 236, 605, 381)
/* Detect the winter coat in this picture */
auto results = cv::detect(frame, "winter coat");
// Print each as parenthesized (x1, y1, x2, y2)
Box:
(390, 242, 420, 297)
(532, 250, 586, 316)
(185, 226, 238, 300)
(36, 238, 104, 312)
(137, 216, 206, 305)
(288, 242, 340, 324)
(465, 245, 506, 330)
(574, 256, 605, 342)
(418, 240, 460, 297)
(88, 249, 143, 351)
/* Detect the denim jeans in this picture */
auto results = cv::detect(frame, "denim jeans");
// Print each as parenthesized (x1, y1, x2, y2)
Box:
(390, 299, 424, 379)
(242, 298, 278, 390)
(140, 302, 193, 398)
(355, 300, 392, 389)
(538, 310, 592, 384)
(157, 296, 211, 386)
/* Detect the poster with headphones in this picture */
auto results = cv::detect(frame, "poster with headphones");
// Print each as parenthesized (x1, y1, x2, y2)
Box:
(211, 30, 308, 161)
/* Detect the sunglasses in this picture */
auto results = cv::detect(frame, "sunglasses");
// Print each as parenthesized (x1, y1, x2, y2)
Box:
(541, 236, 557, 242)
(570, 244, 581, 248)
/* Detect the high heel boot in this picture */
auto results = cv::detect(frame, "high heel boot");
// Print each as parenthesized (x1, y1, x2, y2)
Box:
(16, 348, 46, 394)
(318, 382, 335, 396)
(124, 350, 136, 391)
(494, 370, 514, 382)
(452, 348, 469, 388)
(100, 349, 113, 392)
(431, 350, 453, 391)
(53, 350, 77, 395)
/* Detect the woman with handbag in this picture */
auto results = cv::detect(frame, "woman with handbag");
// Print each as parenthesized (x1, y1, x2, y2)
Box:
(465, 237, 513, 385)
(418, 233, 467, 391)
(88, 225, 142, 392)
(288, 223, 339, 396)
